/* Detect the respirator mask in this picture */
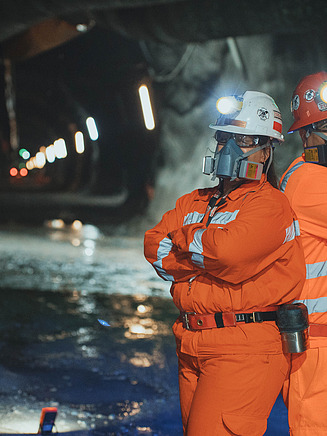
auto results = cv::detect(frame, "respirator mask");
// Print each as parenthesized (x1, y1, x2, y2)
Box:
(303, 121, 327, 166)
(203, 131, 272, 181)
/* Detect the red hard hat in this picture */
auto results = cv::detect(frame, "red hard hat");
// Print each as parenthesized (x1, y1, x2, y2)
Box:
(288, 71, 327, 133)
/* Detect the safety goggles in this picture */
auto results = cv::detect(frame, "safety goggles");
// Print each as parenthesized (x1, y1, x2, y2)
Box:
(214, 131, 270, 147)
(305, 119, 327, 133)
(304, 119, 327, 140)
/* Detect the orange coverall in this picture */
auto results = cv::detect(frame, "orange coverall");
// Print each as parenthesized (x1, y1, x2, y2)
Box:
(144, 174, 306, 435)
(280, 157, 327, 436)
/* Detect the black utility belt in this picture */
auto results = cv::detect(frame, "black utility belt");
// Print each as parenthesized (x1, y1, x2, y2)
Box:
(180, 308, 278, 331)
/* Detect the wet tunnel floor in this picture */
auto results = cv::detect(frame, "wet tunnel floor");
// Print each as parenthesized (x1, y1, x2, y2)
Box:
(0, 224, 289, 435)
(0, 288, 182, 435)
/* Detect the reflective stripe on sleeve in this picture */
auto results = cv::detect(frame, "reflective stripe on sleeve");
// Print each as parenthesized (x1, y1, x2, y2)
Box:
(306, 261, 327, 280)
(191, 253, 205, 268)
(294, 220, 300, 236)
(294, 297, 327, 315)
(280, 161, 305, 192)
(283, 220, 300, 244)
(189, 228, 206, 268)
(183, 211, 205, 225)
(210, 209, 239, 225)
(153, 237, 175, 281)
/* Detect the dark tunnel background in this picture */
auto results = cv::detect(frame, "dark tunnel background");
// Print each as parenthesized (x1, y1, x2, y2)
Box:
(0, 0, 327, 228)
(0, 26, 159, 225)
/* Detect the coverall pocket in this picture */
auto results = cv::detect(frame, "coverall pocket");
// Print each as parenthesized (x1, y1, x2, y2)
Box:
(222, 412, 267, 436)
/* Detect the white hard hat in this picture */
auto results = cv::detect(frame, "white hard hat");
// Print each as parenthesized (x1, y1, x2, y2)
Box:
(209, 90, 284, 142)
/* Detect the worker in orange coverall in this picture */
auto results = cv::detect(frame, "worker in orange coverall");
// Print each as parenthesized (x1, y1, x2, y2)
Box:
(280, 71, 327, 436)
(144, 90, 306, 435)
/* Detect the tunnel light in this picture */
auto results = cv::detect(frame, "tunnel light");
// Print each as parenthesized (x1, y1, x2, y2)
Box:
(216, 96, 243, 115)
(26, 161, 33, 170)
(76, 24, 88, 32)
(36, 152, 46, 168)
(51, 219, 65, 229)
(138, 84, 155, 130)
(9, 167, 18, 177)
(86, 117, 99, 141)
(19, 148, 30, 160)
(75, 131, 85, 154)
(72, 219, 83, 230)
(45, 144, 56, 163)
(54, 139, 67, 159)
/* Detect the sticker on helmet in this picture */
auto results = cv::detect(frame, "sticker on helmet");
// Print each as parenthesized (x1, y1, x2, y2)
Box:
(257, 108, 269, 121)
(317, 101, 327, 112)
(292, 95, 300, 112)
(273, 110, 282, 120)
(304, 89, 315, 102)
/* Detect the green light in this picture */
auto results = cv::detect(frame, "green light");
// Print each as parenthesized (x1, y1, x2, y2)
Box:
(19, 148, 30, 159)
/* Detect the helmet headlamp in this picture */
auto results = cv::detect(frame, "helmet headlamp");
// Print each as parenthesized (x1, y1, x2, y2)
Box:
(216, 96, 243, 115)
(319, 82, 327, 104)
(314, 81, 327, 111)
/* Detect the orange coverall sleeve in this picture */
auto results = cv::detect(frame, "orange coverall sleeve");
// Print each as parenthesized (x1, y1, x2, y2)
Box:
(144, 193, 203, 282)
(169, 193, 294, 284)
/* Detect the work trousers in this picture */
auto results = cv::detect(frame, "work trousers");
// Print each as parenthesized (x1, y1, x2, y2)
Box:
(283, 347, 327, 436)
(177, 349, 289, 436)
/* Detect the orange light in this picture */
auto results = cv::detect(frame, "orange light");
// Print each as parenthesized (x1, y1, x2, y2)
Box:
(20, 168, 28, 177)
(10, 167, 18, 177)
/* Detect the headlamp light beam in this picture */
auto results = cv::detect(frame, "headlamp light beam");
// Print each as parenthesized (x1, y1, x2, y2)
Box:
(216, 96, 242, 115)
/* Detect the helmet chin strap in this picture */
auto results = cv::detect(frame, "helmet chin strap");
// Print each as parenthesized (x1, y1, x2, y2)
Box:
(306, 130, 327, 143)
(263, 145, 273, 175)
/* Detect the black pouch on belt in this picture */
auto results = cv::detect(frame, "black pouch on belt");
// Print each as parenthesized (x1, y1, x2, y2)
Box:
(276, 303, 309, 354)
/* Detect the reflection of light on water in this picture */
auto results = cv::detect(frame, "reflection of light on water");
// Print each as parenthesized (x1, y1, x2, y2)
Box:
(130, 324, 147, 334)
(43, 219, 102, 255)
(129, 352, 151, 368)
(75, 326, 98, 358)
(120, 401, 142, 418)
(77, 327, 93, 342)
(137, 304, 150, 314)
(81, 344, 98, 358)
(38, 330, 72, 341)
(136, 426, 153, 434)
(77, 294, 96, 314)
(69, 290, 80, 301)
(124, 317, 158, 339)
(83, 239, 95, 257)
(71, 238, 80, 247)
(84, 247, 94, 257)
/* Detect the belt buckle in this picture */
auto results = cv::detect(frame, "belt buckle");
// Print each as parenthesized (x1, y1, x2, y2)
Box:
(251, 311, 263, 323)
(183, 312, 195, 330)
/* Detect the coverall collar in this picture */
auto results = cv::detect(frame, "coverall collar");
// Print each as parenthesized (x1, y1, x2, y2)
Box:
(223, 174, 267, 202)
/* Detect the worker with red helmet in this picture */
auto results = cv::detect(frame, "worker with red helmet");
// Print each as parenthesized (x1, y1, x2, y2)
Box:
(280, 71, 327, 435)
(145, 90, 306, 435)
